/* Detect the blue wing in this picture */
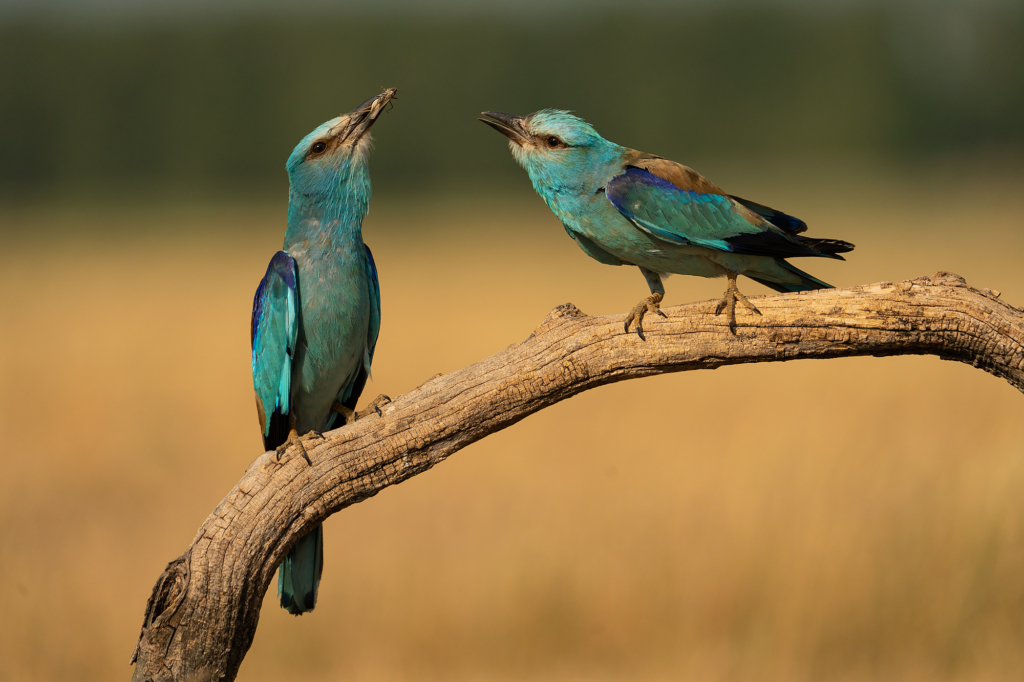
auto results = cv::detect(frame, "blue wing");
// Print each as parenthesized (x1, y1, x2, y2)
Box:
(365, 243, 381, 362)
(332, 244, 381, 420)
(728, 194, 809, 234)
(251, 251, 299, 451)
(606, 166, 834, 259)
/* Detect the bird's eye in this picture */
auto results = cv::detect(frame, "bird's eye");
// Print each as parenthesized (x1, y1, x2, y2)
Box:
(310, 141, 327, 155)
(546, 136, 565, 149)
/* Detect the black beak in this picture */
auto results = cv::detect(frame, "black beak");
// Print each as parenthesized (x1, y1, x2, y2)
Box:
(339, 87, 397, 143)
(479, 111, 530, 146)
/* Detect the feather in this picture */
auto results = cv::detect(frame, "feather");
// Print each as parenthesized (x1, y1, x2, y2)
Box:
(251, 251, 299, 452)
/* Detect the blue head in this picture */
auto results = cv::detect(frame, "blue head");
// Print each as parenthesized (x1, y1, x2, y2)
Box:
(479, 109, 624, 197)
(285, 88, 396, 241)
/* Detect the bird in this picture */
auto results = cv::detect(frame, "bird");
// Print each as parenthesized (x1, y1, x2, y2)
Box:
(251, 88, 396, 615)
(479, 110, 854, 336)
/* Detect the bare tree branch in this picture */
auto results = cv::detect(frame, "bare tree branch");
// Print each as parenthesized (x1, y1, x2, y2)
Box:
(130, 272, 1024, 682)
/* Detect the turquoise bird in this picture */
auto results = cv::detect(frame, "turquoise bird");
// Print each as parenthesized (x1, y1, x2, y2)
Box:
(251, 89, 395, 615)
(479, 110, 854, 335)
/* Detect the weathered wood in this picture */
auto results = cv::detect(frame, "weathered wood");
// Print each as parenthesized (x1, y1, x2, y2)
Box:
(130, 272, 1024, 682)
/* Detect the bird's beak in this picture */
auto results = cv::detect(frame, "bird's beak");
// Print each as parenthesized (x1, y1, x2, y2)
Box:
(338, 87, 397, 144)
(479, 111, 530, 146)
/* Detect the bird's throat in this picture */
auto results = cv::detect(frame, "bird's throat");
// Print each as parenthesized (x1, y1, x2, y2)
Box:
(284, 178, 370, 254)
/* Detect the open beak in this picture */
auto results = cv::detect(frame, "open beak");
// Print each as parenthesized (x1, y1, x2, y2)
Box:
(339, 87, 397, 144)
(479, 111, 530, 146)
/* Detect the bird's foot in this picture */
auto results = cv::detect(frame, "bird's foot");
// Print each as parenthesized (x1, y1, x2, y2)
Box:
(356, 394, 392, 420)
(623, 292, 667, 340)
(714, 275, 761, 334)
(331, 402, 356, 425)
(332, 394, 391, 426)
(275, 428, 316, 466)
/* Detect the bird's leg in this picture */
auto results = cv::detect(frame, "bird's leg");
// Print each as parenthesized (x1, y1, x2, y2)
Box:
(331, 401, 356, 425)
(624, 293, 665, 339)
(275, 424, 313, 466)
(623, 267, 668, 340)
(714, 270, 762, 333)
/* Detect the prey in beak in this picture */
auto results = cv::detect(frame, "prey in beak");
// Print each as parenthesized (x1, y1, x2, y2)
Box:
(337, 87, 398, 145)
(479, 111, 531, 147)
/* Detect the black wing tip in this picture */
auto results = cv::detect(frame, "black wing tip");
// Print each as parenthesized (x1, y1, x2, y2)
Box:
(801, 238, 855, 257)
(726, 233, 855, 261)
(729, 194, 809, 234)
(263, 410, 291, 452)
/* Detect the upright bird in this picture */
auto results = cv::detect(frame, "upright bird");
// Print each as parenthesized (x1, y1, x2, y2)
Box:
(251, 88, 395, 615)
(479, 110, 854, 335)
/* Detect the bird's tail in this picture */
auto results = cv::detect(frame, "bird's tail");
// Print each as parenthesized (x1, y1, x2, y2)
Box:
(278, 523, 323, 615)
(748, 260, 834, 293)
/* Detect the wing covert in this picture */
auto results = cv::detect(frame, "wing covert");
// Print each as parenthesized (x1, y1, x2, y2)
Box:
(607, 167, 754, 251)
(606, 166, 826, 259)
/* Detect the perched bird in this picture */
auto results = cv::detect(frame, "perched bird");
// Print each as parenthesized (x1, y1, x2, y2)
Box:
(251, 88, 395, 614)
(479, 110, 853, 335)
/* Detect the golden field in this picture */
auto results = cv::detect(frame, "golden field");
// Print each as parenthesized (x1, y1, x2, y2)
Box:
(2, 163, 1024, 681)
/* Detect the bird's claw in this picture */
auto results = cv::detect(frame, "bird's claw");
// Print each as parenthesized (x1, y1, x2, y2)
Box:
(715, 277, 761, 334)
(623, 293, 666, 340)
(275, 429, 314, 466)
(357, 394, 392, 420)
(333, 394, 392, 426)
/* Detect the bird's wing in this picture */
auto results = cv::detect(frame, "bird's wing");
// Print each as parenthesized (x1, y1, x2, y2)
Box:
(606, 156, 827, 259)
(251, 251, 299, 451)
(365, 243, 382, 361)
(333, 244, 381, 418)
(726, 195, 808, 234)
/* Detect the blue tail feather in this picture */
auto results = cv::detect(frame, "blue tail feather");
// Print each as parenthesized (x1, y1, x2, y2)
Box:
(278, 523, 323, 615)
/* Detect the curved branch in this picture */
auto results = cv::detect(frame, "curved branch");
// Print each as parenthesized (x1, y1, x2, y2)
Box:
(130, 272, 1024, 682)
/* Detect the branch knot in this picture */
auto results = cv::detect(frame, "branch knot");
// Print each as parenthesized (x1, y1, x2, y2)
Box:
(931, 271, 969, 287)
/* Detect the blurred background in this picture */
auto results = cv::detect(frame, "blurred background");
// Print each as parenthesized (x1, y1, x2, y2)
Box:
(2, 0, 1024, 680)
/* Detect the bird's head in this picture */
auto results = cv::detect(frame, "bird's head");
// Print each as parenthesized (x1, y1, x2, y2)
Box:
(479, 109, 621, 190)
(286, 88, 397, 208)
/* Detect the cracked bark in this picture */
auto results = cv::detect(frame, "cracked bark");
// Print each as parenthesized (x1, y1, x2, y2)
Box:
(130, 271, 1024, 682)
